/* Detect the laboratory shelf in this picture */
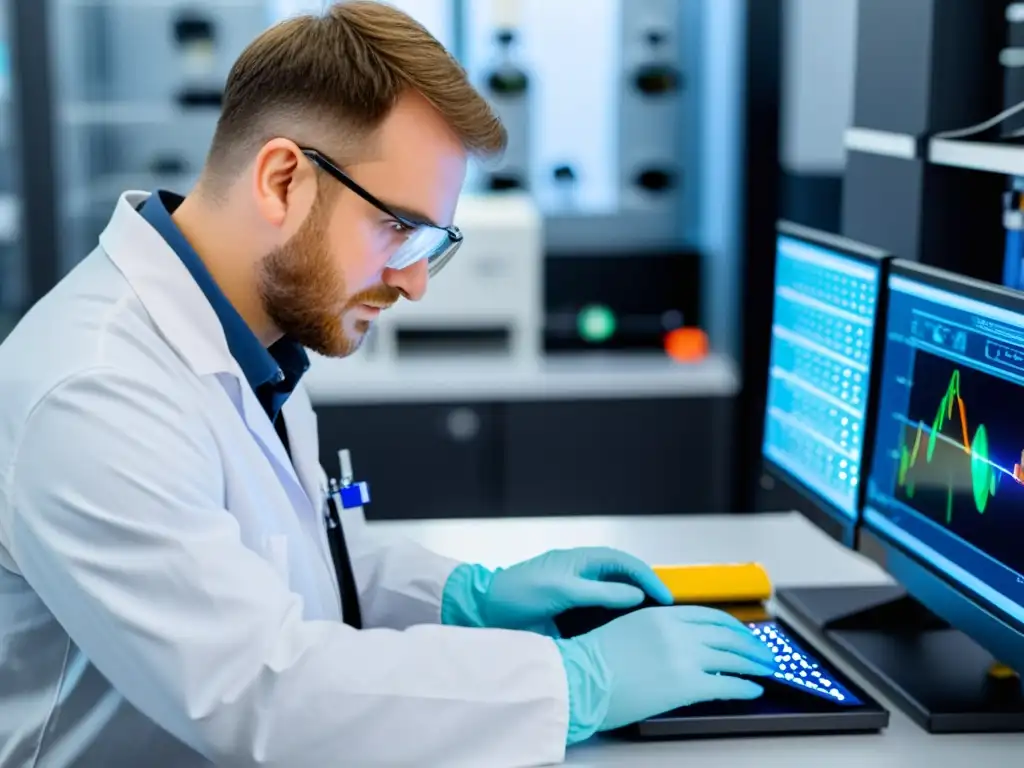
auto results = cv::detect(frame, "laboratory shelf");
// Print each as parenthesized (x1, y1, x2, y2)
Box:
(927, 137, 1024, 177)
(844, 127, 919, 161)
(303, 352, 740, 405)
(844, 125, 1024, 179)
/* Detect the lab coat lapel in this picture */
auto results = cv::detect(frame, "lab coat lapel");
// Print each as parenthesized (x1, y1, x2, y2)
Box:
(223, 373, 316, 514)
(99, 191, 315, 515)
(281, 389, 327, 514)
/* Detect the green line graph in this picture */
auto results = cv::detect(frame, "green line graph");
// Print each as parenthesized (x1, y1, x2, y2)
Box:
(897, 370, 1002, 522)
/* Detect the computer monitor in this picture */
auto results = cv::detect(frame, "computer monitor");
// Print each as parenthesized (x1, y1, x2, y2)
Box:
(760, 221, 891, 546)
(781, 261, 1024, 733)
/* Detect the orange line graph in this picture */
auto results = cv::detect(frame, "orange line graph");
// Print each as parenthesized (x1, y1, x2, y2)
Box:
(956, 395, 970, 452)
(897, 369, 1016, 521)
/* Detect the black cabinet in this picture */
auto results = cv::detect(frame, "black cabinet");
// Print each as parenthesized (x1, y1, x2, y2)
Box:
(316, 402, 503, 520)
(315, 396, 735, 520)
(502, 398, 731, 516)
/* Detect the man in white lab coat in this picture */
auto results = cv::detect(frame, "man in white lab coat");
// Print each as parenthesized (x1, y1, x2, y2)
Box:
(0, 3, 775, 766)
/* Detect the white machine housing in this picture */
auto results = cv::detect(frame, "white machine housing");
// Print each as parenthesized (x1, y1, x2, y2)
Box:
(362, 192, 543, 367)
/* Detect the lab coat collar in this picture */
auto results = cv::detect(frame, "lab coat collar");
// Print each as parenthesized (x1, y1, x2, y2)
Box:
(100, 190, 243, 381)
(100, 192, 316, 512)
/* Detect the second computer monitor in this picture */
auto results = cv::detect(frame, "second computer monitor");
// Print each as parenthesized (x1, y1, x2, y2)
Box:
(762, 221, 890, 545)
(864, 261, 1024, 674)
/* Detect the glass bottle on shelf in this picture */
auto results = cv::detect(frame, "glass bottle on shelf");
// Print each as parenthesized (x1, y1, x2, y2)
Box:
(50, 0, 269, 275)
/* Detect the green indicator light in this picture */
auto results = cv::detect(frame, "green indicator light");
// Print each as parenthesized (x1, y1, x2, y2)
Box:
(578, 304, 616, 343)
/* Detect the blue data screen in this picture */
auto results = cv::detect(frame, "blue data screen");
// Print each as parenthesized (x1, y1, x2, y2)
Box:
(865, 275, 1024, 626)
(763, 235, 880, 520)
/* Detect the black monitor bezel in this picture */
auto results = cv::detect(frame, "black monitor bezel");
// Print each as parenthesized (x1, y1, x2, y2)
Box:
(862, 258, 1024, 661)
(762, 220, 892, 547)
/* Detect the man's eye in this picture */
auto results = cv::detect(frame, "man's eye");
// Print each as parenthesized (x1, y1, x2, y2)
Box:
(388, 219, 414, 234)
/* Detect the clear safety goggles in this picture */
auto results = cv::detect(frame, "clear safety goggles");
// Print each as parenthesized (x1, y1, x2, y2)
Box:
(301, 147, 463, 277)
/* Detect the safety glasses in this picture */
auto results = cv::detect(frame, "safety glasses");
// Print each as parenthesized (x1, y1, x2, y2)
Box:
(300, 147, 463, 277)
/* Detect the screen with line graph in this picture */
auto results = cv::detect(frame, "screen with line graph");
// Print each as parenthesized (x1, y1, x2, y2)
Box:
(762, 232, 881, 523)
(866, 271, 1024, 627)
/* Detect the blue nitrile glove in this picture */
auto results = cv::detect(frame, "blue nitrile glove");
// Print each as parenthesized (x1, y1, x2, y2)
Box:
(554, 606, 777, 744)
(441, 547, 674, 635)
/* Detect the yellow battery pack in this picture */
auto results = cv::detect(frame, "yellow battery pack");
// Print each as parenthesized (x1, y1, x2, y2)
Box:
(652, 562, 773, 605)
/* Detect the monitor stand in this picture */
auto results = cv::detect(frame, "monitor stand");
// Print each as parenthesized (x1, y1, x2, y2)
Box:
(776, 585, 1024, 732)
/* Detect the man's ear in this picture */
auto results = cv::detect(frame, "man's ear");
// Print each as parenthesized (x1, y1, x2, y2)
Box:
(252, 139, 316, 228)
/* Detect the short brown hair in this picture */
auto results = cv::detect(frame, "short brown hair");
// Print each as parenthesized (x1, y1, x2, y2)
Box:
(204, 1, 505, 185)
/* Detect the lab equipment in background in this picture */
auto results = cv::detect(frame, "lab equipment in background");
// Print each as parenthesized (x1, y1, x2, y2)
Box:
(550, 163, 579, 211)
(173, 10, 222, 109)
(52, 1, 267, 273)
(358, 192, 543, 367)
(1001, 2, 1024, 136)
(543, 249, 702, 356)
(618, 0, 685, 217)
(842, 0, 1006, 285)
(460, 0, 696, 250)
(760, 221, 891, 547)
(462, 0, 619, 217)
(480, 0, 531, 192)
(783, 261, 1024, 733)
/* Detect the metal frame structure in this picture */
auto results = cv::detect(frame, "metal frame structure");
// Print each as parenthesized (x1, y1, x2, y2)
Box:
(9, 0, 58, 308)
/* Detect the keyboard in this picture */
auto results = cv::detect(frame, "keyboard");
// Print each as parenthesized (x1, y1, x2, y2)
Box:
(748, 621, 860, 705)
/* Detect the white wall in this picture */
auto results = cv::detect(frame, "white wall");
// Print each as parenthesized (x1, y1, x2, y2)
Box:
(780, 0, 858, 174)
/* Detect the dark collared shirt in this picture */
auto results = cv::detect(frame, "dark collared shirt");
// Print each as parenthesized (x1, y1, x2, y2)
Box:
(139, 190, 309, 424)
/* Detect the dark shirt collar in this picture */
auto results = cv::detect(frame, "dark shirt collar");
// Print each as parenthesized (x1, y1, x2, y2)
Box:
(139, 190, 309, 421)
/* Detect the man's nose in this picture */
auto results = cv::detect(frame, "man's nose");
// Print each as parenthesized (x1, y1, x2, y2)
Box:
(382, 258, 429, 302)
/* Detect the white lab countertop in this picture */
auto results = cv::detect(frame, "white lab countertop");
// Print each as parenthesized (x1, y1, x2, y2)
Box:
(304, 352, 739, 404)
(373, 512, 1024, 767)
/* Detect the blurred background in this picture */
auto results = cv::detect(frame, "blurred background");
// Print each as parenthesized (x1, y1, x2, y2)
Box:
(0, 0, 961, 523)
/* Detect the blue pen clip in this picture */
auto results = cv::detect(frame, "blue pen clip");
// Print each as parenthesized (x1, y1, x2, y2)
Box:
(339, 481, 371, 509)
(336, 448, 371, 510)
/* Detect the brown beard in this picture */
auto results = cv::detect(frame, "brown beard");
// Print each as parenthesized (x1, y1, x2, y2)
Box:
(257, 196, 400, 357)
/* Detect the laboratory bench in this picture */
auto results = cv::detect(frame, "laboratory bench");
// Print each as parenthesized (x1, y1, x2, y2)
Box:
(373, 512, 1024, 767)
(309, 354, 740, 519)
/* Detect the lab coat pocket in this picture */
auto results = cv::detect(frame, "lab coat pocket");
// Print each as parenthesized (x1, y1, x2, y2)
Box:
(261, 533, 291, 585)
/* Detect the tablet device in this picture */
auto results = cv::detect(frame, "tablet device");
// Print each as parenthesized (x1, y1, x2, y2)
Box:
(618, 618, 889, 739)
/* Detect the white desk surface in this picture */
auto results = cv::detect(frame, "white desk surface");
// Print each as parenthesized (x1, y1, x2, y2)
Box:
(373, 512, 1024, 767)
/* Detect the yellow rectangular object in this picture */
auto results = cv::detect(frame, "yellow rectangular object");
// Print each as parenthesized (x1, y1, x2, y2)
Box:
(652, 563, 773, 605)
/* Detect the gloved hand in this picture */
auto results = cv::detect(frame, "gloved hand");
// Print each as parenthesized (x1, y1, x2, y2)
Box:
(441, 547, 673, 635)
(554, 606, 777, 744)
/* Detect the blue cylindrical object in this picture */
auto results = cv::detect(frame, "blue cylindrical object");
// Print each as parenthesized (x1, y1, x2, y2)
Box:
(1003, 180, 1024, 290)
(1004, 228, 1023, 290)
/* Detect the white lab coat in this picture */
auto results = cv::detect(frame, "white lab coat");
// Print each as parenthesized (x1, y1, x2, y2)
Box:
(0, 191, 570, 767)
